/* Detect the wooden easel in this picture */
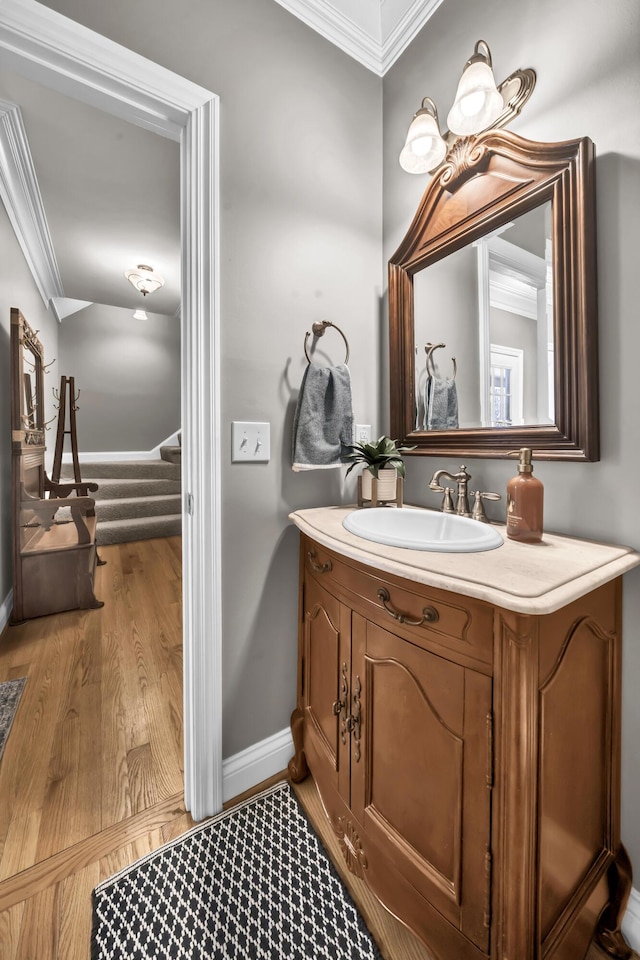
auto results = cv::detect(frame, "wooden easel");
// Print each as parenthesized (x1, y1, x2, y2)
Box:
(50, 375, 81, 485)
(48, 375, 105, 565)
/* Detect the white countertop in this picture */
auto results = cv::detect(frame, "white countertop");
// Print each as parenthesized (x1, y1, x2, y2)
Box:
(289, 505, 640, 615)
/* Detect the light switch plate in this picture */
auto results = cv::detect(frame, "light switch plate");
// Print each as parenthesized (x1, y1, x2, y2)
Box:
(231, 421, 270, 462)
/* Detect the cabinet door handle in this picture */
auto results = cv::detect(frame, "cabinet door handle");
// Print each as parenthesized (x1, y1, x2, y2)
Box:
(332, 662, 349, 744)
(348, 675, 362, 762)
(377, 587, 439, 626)
(308, 549, 332, 574)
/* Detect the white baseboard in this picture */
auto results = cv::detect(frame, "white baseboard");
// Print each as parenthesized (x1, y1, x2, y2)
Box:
(0, 588, 13, 635)
(61, 429, 181, 464)
(623, 885, 640, 952)
(222, 726, 293, 804)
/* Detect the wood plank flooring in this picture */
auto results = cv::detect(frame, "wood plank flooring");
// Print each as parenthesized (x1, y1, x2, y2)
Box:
(0, 534, 635, 958)
(0, 536, 191, 958)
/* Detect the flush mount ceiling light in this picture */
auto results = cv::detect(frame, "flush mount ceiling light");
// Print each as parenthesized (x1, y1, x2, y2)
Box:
(125, 263, 165, 297)
(399, 40, 536, 175)
(133, 309, 148, 320)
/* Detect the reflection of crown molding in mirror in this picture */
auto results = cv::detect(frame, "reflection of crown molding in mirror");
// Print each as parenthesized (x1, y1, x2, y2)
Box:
(389, 130, 599, 461)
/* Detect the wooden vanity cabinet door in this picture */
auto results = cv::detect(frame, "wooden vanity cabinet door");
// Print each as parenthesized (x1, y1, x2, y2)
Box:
(301, 572, 351, 806)
(350, 616, 493, 953)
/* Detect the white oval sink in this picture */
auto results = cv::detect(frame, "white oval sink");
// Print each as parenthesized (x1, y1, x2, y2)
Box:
(342, 507, 503, 553)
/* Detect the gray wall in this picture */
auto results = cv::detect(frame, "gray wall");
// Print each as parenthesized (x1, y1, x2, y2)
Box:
(414, 244, 479, 428)
(58, 303, 180, 452)
(36, 0, 383, 758)
(383, 0, 640, 869)
(0, 202, 59, 608)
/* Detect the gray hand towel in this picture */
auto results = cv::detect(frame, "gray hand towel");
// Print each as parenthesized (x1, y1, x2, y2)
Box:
(425, 375, 459, 430)
(292, 363, 354, 471)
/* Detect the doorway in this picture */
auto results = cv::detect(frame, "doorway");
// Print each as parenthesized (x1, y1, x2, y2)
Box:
(0, 0, 222, 820)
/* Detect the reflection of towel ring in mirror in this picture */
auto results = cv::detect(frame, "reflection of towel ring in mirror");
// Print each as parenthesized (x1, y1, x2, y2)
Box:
(425, 342, 456, 380)
(304, 320, 350, 365)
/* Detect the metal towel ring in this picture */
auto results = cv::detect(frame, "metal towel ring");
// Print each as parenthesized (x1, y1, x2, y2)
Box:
(425, 342, 457, 380)
(304, 320, 350, 365)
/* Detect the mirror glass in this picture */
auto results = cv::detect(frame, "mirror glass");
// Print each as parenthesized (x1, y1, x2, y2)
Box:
(389, 131, 598, 460)
(413, 202, 553, 432)
(19, 322, 45, 437)
(22, 349, 38, 431)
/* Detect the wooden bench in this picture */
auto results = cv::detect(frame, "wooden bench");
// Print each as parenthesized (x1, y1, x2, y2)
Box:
(11, 308, 103, 623)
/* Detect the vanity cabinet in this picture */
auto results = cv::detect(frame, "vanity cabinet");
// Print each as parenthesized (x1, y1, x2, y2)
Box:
(289, 532, 632, 960)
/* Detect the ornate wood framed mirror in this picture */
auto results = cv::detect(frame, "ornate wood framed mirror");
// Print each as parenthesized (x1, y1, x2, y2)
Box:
(389, 130, 598, 460)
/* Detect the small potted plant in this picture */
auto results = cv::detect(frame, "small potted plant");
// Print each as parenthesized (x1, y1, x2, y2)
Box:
(344, 435, 414, 504)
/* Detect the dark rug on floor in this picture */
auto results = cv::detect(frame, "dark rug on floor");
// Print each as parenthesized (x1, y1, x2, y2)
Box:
(0, 677, 27, 761)
(91, 780, 383, 960)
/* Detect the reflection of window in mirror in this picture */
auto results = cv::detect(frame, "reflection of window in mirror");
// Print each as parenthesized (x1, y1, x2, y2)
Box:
(490, 345, 523, 426)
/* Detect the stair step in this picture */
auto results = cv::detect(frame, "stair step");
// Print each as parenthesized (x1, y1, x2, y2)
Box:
(160, 445, 181, 464)
(95, 494, 181, 522)
(96, 514, 182, 546)
(89, 477, 181, 500)
(62, 459, 180, 481)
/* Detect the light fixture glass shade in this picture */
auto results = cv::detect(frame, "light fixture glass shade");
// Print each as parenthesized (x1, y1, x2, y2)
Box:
(125, 263, 165, 297)
(446, 42, 504, 136)
(399, 98, 447, 174)
(133, 309, 148, 320)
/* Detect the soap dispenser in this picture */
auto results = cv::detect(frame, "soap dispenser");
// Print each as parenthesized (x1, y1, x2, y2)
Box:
(506, 448, 543, 543)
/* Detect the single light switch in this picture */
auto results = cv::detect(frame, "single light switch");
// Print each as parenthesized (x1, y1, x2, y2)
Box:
(232, 421, 270, 462)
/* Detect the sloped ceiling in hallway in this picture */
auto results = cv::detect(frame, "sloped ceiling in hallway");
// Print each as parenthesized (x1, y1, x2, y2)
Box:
(0, 66, 181, 318)
(271, 0, 444, 74)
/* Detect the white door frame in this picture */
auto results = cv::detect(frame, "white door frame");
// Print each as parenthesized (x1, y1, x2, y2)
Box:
(0, 0, 223, 819)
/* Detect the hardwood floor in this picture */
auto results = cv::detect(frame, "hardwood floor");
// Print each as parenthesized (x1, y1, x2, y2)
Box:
(0, 536, 192, 959)
(0, 535, 635, 958)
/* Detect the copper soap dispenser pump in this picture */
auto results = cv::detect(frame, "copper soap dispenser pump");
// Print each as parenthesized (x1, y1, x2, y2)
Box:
(506, 448, 544, 543)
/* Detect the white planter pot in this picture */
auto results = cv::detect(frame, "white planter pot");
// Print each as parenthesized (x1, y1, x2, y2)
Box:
(361, 467, 398, 502)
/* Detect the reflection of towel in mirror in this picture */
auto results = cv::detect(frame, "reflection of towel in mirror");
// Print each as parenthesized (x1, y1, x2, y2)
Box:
(292, 363, 354, 470)
(425, 375, 459, 430)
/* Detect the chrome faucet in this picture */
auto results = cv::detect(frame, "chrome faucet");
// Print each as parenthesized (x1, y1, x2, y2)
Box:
(429, 464, 472, 517)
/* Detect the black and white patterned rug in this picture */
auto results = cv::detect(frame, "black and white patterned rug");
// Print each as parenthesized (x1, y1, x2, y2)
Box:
(91, 780, 383, 960)
(0, 677, 27, 761)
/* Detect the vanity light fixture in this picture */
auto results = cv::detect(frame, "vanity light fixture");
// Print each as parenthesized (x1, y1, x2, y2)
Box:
(446, 40, 503, 136)
(399, 40, 536, 175)
(399, 98, 447, 175)
(133, 309, 148, 320)
(125, 263, 165, 296)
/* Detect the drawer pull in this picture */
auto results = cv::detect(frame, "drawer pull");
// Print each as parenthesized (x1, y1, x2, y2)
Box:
(308, 549, 332, 574)
(377, 587, 439, 626)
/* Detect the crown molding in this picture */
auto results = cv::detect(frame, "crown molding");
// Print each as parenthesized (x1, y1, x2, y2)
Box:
(272, 0, 443, 75)
(272, 0, 381, 73)
(381, 0, 444, 75)
(0, 98, 64, 305)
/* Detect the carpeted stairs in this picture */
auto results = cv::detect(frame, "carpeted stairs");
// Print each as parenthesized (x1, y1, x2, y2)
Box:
(62, 445, 182, 545)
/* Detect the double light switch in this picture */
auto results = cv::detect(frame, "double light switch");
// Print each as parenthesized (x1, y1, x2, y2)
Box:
(231, 421, 270, 462)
